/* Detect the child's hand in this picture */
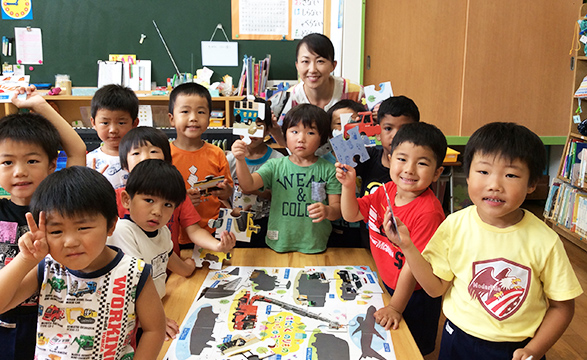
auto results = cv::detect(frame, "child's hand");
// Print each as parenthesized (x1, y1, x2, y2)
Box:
(187, 188, 202, 207)
(89, 158, 109, 174)
(335, 162, 357, 189)
(308, 202, 329, 223)
(374, 305, 403, 330)
(231, 140, 248, 160)
(183, 258, 196, 276)
(18, 212, 49, 264)
(165, 317, 179, 340)
(11, 85, 47, 110)
(216, 230, 236, 252)
(210, 180, 233, 200)
(383, 208, 411, 248)
(512, 349, 536, 360)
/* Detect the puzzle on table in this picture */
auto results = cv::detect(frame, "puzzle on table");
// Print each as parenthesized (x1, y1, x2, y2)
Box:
(164, 266, 396, 360)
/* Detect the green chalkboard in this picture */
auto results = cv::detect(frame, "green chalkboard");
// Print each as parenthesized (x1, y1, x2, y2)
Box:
(0, 0, 298, 87)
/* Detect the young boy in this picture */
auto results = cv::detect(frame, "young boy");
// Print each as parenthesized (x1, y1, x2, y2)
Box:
(118, 127, 236, 256)
(0, 166, 165, 359)
(355, 95, 420, 248)
(107, 159, 194, 339)
(232, 104, 341, 253)
(389, 122, 583, 360)
(336, 122, 446, 357)
(86, 84, 139, 189)
(226, 97, 283, 247)
(326, 99, 365, 136)
(324, 99, 365, 247)
(168, 83, 233, 243)
(0, 86, 87, 360)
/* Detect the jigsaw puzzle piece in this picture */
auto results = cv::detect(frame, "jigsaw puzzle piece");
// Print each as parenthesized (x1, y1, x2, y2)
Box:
(329, 127, 371, 168)
(364, 81, 393, 110)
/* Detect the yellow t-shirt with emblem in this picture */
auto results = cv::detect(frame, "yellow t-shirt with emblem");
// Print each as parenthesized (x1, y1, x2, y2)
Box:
(423, 206, 583, 342)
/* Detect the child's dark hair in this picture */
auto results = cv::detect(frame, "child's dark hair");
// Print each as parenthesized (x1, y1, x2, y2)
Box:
(326, 100, 366, 120)
(377, 96, 420, 123)
(463, 122, 546, 185)
(0, 113, 61, 163)
(91, 84, 139, 120)
(168, 82, 212, 115)
(391, 122, 447, 169)
(125, 159, 186, 207)
(119, 127, 172, 170)
(296, 33, 335, 62)
(282, 104, 330, 146)
(31, 166, 118, 229)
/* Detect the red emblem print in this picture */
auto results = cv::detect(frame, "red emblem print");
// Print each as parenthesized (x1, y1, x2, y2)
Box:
(468, 258, 530, 320)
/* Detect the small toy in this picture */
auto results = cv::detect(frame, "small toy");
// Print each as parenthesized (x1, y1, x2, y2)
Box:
(233, 96, 265, 144)
(208, 208, 260, 242)
(344, 111, 380, 138)
(363, 81, 393, 110)
(311, 182, 327, 202)
(330, 126, 371, 168)
(47, 87, 61, 96)
(383, 185, 400, 239)
(192, 247, 232, 270)
(192, 175, 225, 196)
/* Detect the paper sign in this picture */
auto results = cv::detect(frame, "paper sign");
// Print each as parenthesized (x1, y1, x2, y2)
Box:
(15, 27, 43, 65)
(201, 41, 239, 67)
(97, 61, 122, 88)
(292, 0, 324, 39)
(238, 0, 289, 36)
(138, 105, 153, 127)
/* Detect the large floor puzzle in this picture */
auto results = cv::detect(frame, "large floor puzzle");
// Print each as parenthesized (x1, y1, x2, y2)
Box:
(163, 266, 396, 360)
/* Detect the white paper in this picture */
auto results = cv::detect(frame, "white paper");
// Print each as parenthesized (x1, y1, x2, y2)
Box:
(239, 0, 289, 36)
(122, 60, 151, 91)
(14, 27, 43, 65)
(292, 0, 324, 39)
(201, 41, 238, 67)
(97, 61, 122, 88)
(138, 105, 153, 127)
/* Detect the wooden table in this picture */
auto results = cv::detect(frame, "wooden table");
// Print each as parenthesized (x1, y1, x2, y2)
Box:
(158, 248, 423, 360)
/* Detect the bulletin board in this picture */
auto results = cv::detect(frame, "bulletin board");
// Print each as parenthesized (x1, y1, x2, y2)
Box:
(231, 0, 331, 41)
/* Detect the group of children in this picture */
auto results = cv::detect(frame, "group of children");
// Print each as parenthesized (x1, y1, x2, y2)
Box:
(0, 77, 582, 360)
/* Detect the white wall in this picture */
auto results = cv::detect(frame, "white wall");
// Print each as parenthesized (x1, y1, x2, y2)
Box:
(340, 0, 363, 84)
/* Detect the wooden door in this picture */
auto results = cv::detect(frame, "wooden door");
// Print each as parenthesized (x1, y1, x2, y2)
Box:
(364, 1, 468, 136)
(460, 0, 578, 136)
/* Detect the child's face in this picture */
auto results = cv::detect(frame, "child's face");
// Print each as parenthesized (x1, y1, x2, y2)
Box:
(285, 122, 322, 161)
(378, 114, 414, 154)
(168, 94, 210, 142)
(331, 107, 359, 132)
(91, 109, 137, 154)
(295, 44, 336, 91)
(389, 142, 443, 197)
(122, 192, 175, 232)
(45, 211, 116, 273)
(467, 153, 536, 228)
(126, 141, 166, 172)
(0, 139, 56, 206)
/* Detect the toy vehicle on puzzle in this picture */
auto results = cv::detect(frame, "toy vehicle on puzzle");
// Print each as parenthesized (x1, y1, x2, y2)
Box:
(233, 98, 265, 141)
(344, 111, 380, 138)
(193, 175, 225, 195)
(193, 248, 232, 270)
(208, 208, 260, 242)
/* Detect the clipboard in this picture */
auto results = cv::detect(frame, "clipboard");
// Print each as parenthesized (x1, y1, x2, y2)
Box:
(97, 60, 122, 88)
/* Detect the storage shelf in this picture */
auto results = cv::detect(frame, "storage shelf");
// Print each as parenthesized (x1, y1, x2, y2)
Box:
(545, 218, 587, 252)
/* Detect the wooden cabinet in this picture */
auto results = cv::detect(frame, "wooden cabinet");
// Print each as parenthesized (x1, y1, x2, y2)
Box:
(364, 0, 579, 137)
(3, 93, 242, 128)
(545, 4, 587, 253)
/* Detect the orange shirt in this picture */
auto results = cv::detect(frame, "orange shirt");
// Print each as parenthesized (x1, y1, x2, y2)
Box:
(170, 141, 232, 240)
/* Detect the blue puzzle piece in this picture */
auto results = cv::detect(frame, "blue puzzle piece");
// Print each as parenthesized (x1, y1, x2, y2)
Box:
(329, 127, 370, 168)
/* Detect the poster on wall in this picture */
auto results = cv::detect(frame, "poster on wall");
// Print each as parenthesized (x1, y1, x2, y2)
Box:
(1, 0, 32, 20)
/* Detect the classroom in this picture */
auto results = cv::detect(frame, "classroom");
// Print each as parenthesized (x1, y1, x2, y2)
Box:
(0, 1, 585, 360)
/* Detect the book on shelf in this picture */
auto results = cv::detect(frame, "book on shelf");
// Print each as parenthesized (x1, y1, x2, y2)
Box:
(545, 180, 587, 238)
(236, 54, 272, 97)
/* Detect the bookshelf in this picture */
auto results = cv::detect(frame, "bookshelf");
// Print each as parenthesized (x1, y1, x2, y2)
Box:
(544, 4, 587, 253)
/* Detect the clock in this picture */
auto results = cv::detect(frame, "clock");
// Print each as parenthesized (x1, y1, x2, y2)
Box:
(2, 0, 32, 20)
